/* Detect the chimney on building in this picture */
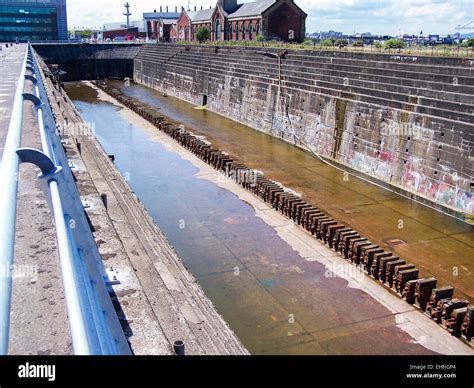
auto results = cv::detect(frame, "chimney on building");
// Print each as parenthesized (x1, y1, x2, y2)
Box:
(166, 6, 168, 12)
(160, 6, 162, 12)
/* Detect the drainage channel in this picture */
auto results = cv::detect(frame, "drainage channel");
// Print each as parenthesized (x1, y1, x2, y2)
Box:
(65, 80, 472, 355)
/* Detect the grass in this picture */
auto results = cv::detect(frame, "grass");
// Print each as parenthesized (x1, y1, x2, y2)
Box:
(175, 40, 474, 58)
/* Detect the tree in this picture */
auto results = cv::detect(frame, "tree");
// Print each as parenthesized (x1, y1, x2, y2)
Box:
(321, 38, 335, 46)
(335, 38, 348, 48)
(256, 34, 265, 42)
(352, 40, 364, 47)
(384, 38, 406, 49)
(374, 41, 383, 49)
(196, 27, 210, 43)
(463, 37, 474, 47)
(79, 29, 93, 39)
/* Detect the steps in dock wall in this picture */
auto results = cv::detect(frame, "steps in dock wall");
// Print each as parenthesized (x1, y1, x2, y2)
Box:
(133, 44, 473, 221)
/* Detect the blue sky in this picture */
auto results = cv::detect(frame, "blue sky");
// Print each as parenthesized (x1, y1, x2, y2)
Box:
(67, 0, 474, 36)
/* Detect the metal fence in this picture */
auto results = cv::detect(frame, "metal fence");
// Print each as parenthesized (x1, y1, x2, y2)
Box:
(0, 44, 131, 355)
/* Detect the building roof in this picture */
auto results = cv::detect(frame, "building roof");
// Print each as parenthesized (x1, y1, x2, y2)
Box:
(216, 4, 229, 18)
(191, 8, 214, 22)
(185, 11, 198, 20)
(103, 20, 146, 32)
(143, 12, 181, 20)
(161, 19, 178, 25)
(228, 0, 276, 19)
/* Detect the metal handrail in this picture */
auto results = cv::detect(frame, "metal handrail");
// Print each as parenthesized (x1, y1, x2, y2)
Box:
(0, 44, 131, 355)
(27, 51, 93, 353)
(28, 46, 131, 355)
(0, 46, 28, 354)
(49, 179, 92, 354)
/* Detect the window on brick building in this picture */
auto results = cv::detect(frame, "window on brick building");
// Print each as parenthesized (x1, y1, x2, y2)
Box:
(249, 23, 253, 40)
(215, 19, 221, 41)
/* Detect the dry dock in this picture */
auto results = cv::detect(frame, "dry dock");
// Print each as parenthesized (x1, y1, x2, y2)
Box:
(66, 80, 474, 355)
(1, 44, 247, 355)
(1, 42, 473, 355)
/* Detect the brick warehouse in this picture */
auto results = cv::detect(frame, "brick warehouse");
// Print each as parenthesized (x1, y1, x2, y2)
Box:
(176, 0, 306, 43)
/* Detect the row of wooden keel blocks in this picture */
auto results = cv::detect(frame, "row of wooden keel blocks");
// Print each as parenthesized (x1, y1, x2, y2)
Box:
(93, 81, 474, 347)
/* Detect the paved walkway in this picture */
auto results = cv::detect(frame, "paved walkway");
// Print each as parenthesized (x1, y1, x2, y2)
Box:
(0, 44, 26, 161)
(0, 44, 72, 355)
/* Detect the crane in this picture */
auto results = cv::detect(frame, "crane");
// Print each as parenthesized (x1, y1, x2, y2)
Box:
(455, 21, 474, 35)
(123, 2, 132, 28)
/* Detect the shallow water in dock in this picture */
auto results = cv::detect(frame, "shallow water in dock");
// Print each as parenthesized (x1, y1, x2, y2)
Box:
(66, 81, 451, 355)
(108, 80, 474, 304)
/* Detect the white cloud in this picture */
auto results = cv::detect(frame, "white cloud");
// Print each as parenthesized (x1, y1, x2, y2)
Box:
(66, 0, 474, 35)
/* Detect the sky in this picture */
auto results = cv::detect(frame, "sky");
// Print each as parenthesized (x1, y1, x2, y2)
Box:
(67, 0, 474, 36)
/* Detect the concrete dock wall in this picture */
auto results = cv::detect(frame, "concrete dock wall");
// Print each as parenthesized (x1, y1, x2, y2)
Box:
(133, 44, 473, 221)
(33, 44, 141, 81)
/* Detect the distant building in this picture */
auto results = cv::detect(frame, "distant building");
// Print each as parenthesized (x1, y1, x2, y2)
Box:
(102, 19, 147, 40)
(176, 10, 198, 41)
(143, 8, 181, 41)
(318, 31, 344, 39)
(174, 0, 307, 43)
(103, 20, 146, 32)
(69, 28, 102, 41)
(188, 8, 214, 40)
(0, 0, 68, 42)
(102, 8, 183, 41)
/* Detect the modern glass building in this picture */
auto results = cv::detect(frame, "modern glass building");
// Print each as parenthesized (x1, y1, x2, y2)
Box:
(0, 0, 68, 42)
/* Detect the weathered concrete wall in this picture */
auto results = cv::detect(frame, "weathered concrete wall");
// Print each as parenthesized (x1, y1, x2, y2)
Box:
(134, 44, 474, 220)
(33, 43, 142, 81)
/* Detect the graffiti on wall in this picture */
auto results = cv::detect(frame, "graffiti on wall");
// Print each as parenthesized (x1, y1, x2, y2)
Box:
(402, 162, 474, 215)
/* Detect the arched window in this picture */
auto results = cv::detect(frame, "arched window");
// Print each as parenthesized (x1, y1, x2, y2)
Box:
(255, 21, 260, 37)
(241, 23, 246, 40)
(215, 19, 221, 41)
(235, 23, 239, 41)
(249, 23, 253, 40)
(228, 22, 233, 40)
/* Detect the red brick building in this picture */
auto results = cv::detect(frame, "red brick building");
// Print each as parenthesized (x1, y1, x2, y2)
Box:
(190, 8, 214, 41)
(169, 23, 178, 43)
(177, 0, 306, 43)
(143, 9, 181, 41)
(176, 10, 199, 41)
